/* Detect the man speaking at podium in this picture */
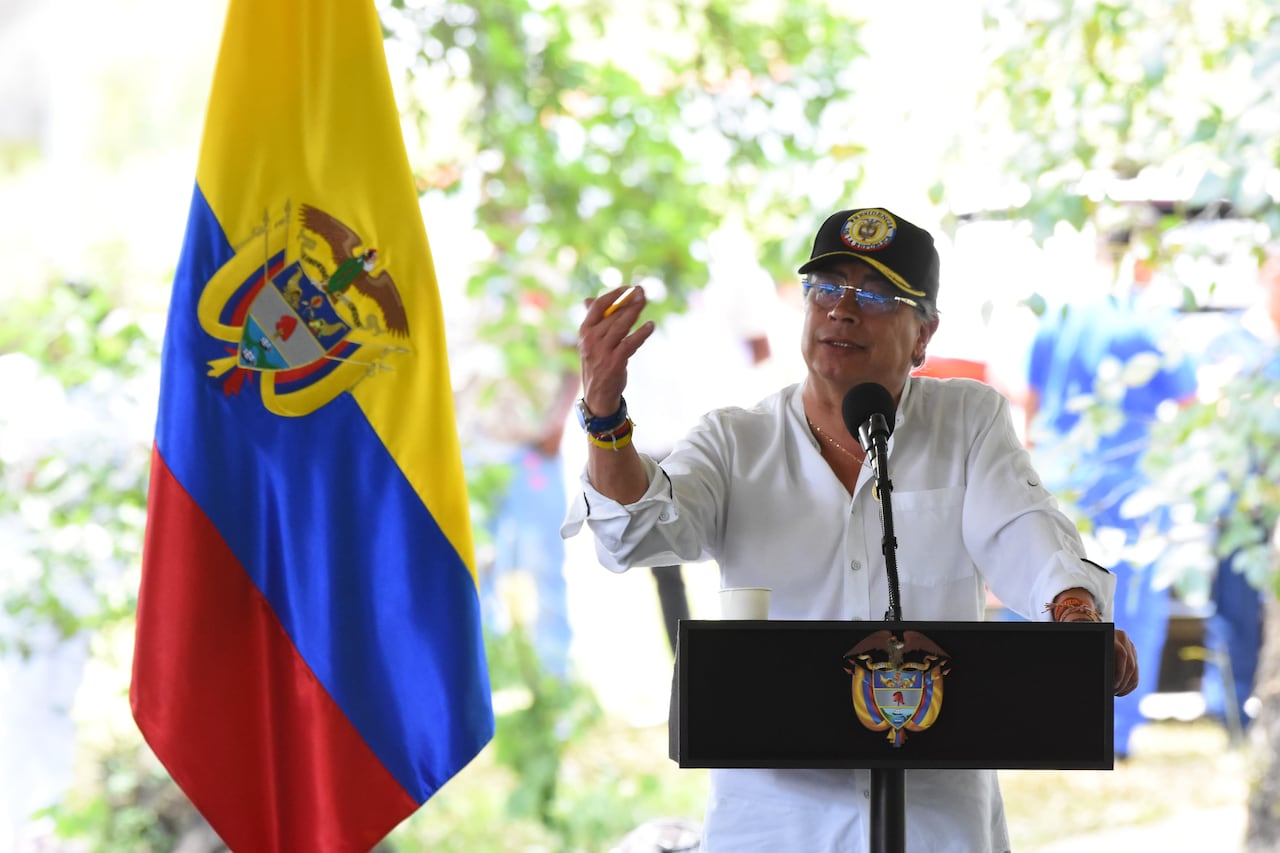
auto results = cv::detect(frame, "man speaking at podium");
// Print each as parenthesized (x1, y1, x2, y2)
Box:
(562, 207, 1139, 852)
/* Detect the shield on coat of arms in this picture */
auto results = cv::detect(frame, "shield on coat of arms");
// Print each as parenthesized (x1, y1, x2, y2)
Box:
(237, 263, 350, 372)
(869, 667, 925, 729)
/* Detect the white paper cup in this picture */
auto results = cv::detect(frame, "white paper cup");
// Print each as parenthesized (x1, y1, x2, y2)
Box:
(719, 587, 771, 620)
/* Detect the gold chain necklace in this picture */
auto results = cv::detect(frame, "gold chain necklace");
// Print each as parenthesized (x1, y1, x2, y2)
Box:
(807, 417, 865, 463)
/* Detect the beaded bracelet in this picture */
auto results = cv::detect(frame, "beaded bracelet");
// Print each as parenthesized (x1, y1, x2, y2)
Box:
(588, 418, 634, 450)
(1043, 596, 1102, 622)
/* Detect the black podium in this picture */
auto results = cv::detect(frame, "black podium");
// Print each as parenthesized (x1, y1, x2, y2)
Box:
(669, 620, 1114, 849)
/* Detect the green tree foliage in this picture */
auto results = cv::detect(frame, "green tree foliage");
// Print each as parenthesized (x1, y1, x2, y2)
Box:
(0, 285, 183, 850)
(968, 0, 1280, 586)
(958, 0, 1280, 242)
(383, 0, 870, 386)
(0, 285, 155, 656)
(970, 2, 1280, 844)
(1143, 369, 1280, 598)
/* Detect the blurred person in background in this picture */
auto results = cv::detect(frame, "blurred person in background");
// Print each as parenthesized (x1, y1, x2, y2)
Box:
(1194, 242, 1280, 732)
(624, 223, 778, 656)
(458, 294, 580, 681)
(1022, 228, 1197, 759)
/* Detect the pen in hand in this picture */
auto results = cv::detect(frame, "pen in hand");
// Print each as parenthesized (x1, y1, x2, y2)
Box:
(602, 286, 637, 318)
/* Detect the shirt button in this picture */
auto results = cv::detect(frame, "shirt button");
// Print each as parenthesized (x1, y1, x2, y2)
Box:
(863, 789, 871, 799)
(658, 511, 672, 522)
(850, 559, 862, 572)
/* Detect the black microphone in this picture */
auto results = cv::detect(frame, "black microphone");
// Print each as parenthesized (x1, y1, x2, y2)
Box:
(842, 382, 895, 471)
(842, 382, 902, 622)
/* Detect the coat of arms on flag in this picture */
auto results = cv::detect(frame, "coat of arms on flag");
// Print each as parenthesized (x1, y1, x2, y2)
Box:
(200, 201, 411, 412)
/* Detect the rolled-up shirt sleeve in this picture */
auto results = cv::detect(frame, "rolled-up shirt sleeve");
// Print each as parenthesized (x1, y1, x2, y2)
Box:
(560, 454, 687, 572)
(960, 388, 1116, 620)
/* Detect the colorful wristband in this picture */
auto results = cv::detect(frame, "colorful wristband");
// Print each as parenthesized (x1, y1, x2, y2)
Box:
(577, 396, 629, 434)
(1043, 597, 1102, 622)
(587, 419, 634, 450)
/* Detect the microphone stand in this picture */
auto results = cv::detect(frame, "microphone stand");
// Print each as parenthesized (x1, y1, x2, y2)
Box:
(859, 414, 905, 853)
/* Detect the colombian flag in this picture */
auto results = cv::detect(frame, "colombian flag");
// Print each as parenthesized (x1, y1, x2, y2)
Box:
(130, 1, 493, 850)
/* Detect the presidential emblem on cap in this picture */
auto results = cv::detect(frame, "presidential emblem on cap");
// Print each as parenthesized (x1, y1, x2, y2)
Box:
(840, 209, 897, 252)
(843, 629, 950, 747)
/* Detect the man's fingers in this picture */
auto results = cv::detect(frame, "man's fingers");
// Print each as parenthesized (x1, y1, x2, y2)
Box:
(580, 286, 650, 366)
(577, 285, 654, 414)
(1114, 632, 1139, 696)
(620, 319, 657, 357)
(603, 286, 637, 317)
(589, 285, 646, 323)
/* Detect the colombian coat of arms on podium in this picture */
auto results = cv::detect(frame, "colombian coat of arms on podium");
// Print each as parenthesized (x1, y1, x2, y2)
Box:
(843, 630, 951, 747)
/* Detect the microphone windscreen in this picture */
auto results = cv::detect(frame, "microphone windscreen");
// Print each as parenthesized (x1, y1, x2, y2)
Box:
(842, 382, 896, 439)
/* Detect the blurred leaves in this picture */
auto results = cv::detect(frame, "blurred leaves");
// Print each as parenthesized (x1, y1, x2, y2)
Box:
(384, 0, 870, 401)
(0, 285, 156, 657)
(485, 627, 602, 831)
(966, 0, 1280, 245)
(1142, 369, 1280, 599)
(42, 744, 209, 853)
(968, 0, 1280, 606)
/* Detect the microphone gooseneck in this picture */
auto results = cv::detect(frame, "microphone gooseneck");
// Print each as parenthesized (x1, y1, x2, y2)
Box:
(842, 383, 902, 622)
(842, 382, 906, 853)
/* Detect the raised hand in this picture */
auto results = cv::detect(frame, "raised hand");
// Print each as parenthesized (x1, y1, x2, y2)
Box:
(578, 285, 655, 416)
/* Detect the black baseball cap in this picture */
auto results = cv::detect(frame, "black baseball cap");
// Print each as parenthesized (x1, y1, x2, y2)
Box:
(797, 208, 940, 303)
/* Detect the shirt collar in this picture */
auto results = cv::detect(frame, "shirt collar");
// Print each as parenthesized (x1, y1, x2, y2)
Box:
(788, 377, 913, 444)
(785, 384, 818, 449)
(896, 375, 914, 431)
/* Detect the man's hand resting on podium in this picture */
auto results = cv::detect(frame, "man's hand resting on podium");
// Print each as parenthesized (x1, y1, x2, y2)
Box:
(1047, 588, 1140, 697)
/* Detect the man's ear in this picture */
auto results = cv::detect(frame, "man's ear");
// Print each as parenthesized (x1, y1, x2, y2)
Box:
(915, 316, 940, 362)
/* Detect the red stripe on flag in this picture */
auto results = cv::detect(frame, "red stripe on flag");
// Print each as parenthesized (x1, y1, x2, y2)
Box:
(131, 447, 418, 852)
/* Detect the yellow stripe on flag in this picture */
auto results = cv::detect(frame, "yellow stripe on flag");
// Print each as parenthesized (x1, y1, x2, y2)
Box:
(195, 0, 475, 578)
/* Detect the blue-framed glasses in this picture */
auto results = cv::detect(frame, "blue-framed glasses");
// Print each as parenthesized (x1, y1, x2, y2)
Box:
(802, 273, 919, 315)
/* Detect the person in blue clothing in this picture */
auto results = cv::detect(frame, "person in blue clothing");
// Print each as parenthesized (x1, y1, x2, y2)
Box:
(484, 428, 576, 679)
(1023, 229, 1197, 758)
(1196, 245, 1280, 733)
(457, 304, 582, 681)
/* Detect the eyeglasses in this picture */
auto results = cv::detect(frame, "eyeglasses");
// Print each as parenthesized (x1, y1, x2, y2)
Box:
(802, 274, 919, 315)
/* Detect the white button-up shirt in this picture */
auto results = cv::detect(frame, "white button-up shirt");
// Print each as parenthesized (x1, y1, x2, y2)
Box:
(563, 376, 1115, 852)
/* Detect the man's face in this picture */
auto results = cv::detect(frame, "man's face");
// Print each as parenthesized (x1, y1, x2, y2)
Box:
(800, 259, 937, 401)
